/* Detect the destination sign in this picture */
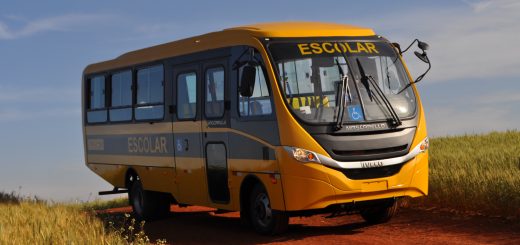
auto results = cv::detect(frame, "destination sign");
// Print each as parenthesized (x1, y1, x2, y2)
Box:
(269, 40, 395, 60)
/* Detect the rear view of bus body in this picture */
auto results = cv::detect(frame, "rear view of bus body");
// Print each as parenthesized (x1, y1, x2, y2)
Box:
(82, 22, 429, 234)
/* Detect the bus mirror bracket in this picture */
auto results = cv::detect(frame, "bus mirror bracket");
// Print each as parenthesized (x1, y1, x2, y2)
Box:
(412, 41, 431, 84)
(400, 39, 431, 85)
(397, 39, 432, 92)
(239, 64, 256, 97)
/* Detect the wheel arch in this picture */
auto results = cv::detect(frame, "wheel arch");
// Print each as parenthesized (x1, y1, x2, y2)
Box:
(125, 167, 139, 189)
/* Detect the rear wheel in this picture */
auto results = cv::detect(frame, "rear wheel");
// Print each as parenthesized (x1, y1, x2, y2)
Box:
(360, 199, 399, 224)
(129, 177, 170, 221)
(249, 184, 288, 235)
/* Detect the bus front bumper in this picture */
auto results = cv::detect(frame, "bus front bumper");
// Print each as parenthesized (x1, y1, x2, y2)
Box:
(279, 148, 428, 211)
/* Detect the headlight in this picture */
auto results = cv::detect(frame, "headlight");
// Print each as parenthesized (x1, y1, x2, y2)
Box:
(284, 146, 321, 163)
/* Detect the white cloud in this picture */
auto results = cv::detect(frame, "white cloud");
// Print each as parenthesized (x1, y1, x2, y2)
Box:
(426, 105, 519, 136)
(0, 87, 78, 103)
(368, 0, 520, 83)
(0, 87, 79, 122)
(0, 107, 80, 122)
(0, 14, 114, 40)
(472, 91, 520, 105)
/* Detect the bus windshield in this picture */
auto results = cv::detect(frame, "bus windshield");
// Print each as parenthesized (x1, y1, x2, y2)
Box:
(268, 40, 416, 125)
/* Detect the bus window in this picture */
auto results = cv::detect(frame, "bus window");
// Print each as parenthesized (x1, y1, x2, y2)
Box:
(135, 65, 164, 120)
(177, 72, 197, 120)
(87, 75, 107, 123)
(205, 67, 225, 118)
(110, 70, 132, 122)
(238, 65, 272, 117)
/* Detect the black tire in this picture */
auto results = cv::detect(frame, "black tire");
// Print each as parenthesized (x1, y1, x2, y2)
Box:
(249, 184, 288, 235)
(360, 199, 399, 224)
(129, 178, 170, 221)
(240, 209, 252, 227)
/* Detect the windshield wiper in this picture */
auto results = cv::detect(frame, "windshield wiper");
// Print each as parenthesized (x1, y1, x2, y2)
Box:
(334, 58, 351, 130)
(356, 58, 402, 127)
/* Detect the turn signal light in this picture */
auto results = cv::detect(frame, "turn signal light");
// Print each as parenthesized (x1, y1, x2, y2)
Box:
(286, 147, 321, 163)
(420, 138, 429, 152)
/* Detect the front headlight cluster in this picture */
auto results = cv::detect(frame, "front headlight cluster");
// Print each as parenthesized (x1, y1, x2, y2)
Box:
(284, 146, 321, 163)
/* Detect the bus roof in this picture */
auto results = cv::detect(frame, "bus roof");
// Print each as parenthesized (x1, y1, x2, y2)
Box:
(84, 22, 375, 74)
(224, 22, 374, 37)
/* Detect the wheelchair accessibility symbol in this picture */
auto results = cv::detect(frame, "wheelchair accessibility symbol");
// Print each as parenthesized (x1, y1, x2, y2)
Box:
(347, 105, 364, 121)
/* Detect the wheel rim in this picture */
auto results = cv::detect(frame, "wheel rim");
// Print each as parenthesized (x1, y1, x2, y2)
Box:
(253, 192, 272, 227)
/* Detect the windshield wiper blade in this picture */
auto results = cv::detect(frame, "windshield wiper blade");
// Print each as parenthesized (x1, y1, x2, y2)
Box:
(356, 59, 402, 127)
(334, 59, 350, 131)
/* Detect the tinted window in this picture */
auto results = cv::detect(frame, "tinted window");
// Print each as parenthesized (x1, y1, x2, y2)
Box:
(111, 70, 132, 107)
(177, 72, 197, 120)
(239, 66, 272, 117)
(136, 65, 164, 120)
(110, 70, 132, 121)
(90, 76, 105, 109)
(87, 75, 107, 123)
(205, 67, 225, 118)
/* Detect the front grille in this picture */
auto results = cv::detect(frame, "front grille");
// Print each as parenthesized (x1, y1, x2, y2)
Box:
(311, 127, 416, 161)
(332, 144, 408, 157)
(334, 163, 404, 180)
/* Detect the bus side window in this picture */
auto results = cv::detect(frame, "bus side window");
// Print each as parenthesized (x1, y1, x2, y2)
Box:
(238, 65, 272, 117)
(177, 72, 197, 120)
(205, 67, 225, 118)
(110, 70, 132, 122)
(87, 75, 107, 123)
(135, 65, 164, 120)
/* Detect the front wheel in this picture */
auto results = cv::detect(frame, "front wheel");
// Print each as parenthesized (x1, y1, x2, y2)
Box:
(249, 184, 288, 235)
(360, 199, 399, 224)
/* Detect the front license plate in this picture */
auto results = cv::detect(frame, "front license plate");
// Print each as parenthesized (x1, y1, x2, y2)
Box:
(361, 180, 388, 192)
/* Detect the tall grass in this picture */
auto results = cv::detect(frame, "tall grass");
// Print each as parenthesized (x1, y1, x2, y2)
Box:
(0, 194, 164, 244)
(425, 130, 520, 217)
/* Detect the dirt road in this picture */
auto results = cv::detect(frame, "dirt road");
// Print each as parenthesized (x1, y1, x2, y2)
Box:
(102, 205, 520, 244)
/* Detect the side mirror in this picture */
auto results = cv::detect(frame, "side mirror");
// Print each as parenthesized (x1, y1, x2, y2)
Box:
(414, 51, 430, 63)
(418, 41, 429, 51)
(239, 65, 256, 97)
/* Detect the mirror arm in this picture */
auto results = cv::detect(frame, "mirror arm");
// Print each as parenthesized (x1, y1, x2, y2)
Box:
(402, 39, 419, 54)
(397, 57, 431, 94)
(414, 60, 431, 83)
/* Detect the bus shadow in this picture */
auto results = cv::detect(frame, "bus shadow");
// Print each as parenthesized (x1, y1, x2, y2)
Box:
(97, 209, 370, 244)
(97, 207, 371, 244)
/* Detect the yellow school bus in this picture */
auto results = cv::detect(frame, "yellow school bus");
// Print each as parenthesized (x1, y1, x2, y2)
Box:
(82, 22, 431, 234)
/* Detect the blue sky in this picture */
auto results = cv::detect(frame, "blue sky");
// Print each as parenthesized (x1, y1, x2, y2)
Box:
(1, 0, 518, 201)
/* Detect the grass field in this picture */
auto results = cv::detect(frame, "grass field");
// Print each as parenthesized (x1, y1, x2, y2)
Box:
(0, 193, 164, 244)
(421, 130, 520, 217)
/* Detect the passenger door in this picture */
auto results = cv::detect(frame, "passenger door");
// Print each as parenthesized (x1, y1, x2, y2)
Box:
(173, 63, 208, 205)
(202, 59, 231, 204)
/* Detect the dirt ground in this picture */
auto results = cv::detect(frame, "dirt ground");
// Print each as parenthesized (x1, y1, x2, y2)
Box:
(101, 205, 520, 245)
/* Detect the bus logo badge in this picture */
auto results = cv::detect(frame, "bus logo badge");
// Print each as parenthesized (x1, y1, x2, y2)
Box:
(176, 139, 183, 152)
(347, 105, 364, 121)
(361, 161, 384, 168)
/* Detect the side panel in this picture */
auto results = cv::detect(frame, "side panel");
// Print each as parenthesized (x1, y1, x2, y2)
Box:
(84, 122, 176, 194)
